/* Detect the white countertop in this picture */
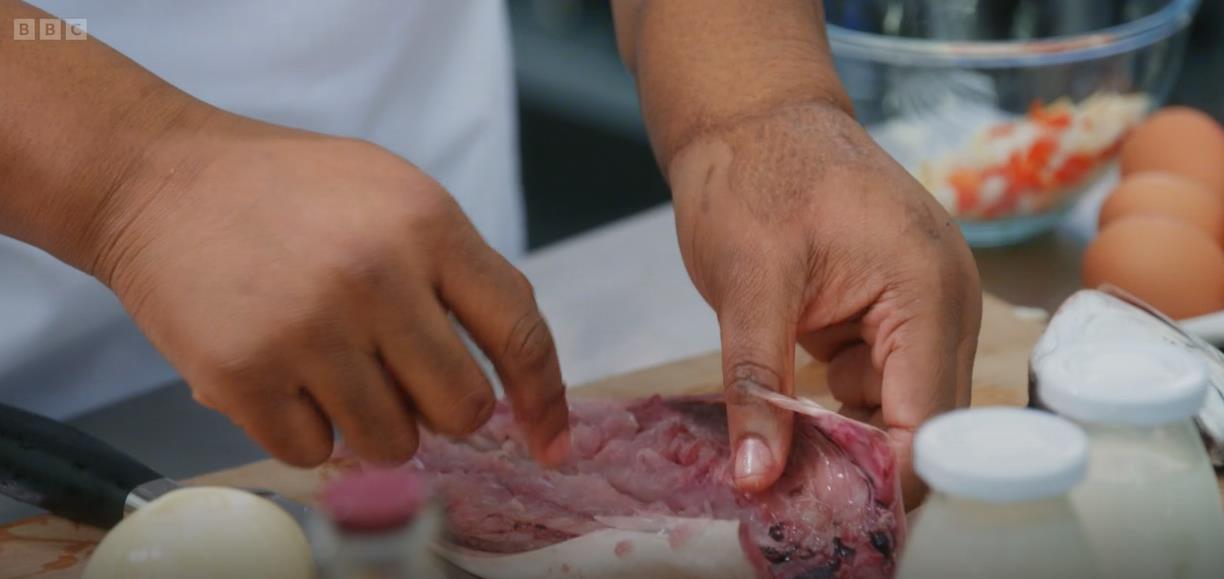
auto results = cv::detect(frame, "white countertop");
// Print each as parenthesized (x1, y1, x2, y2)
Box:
(518, 204, 720, 388)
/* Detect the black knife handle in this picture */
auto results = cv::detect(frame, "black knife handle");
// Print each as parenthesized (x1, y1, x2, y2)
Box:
(0, 402, 162, 528)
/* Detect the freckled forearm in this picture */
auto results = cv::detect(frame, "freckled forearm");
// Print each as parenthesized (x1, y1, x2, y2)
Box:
(0, 0, 209, 269)
(610, 0, 853, 169)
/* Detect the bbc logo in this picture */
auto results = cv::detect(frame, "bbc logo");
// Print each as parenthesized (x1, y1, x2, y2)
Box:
(12, 18, 87, 40)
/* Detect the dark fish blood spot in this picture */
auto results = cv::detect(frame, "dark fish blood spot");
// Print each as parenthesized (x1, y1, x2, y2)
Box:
(768, 523, 786, 542)
(761, 546, 794, 564)
(833, 537, 855, 561)
(870, 531, 894, 561)
(793, 563, 840, 579)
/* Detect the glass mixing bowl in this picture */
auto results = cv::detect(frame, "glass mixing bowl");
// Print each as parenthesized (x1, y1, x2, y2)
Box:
(826, 0, 1200, 246)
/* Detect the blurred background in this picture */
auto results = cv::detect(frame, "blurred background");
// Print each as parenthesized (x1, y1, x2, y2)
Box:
(514, 0, 1224, 250)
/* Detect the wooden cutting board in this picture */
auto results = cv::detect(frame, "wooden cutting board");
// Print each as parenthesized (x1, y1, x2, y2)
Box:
(0, 294, 1214, 578)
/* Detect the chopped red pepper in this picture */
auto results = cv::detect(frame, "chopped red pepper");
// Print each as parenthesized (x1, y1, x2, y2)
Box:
(1027, 137, 1057, 166)
(1006, 150, 1041, 192)
(949, 168, 983, 214)
(1054, 153, 1094, 185)
(1028, 100, 1073, 130)
(1037, 112, 1072, 130)
(937, 95, 1143, 220)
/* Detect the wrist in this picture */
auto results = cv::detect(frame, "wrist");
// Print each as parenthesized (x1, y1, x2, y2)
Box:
(68, 93, 229, 288)
(654, 89, 854, 175)
(5, 86, 218, 276)
(623, 0, 854, 169)
(665, 98, 858, 195)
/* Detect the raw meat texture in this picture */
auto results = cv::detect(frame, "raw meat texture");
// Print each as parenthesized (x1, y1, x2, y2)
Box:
(407, 391, 905, 579)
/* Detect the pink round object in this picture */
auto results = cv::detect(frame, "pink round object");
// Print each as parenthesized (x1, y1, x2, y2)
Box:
(319, 469, 429, 532)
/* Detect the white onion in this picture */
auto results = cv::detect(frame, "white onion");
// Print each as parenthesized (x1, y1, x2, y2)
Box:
(83, 486, 314, 579)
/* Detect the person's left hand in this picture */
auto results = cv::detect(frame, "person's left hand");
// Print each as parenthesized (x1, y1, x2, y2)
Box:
(667, 102, 982, 505)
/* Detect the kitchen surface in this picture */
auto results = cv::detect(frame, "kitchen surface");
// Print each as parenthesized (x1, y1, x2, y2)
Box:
(4, 0, 1224, 577)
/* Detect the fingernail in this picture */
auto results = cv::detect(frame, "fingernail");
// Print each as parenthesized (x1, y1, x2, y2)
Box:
(542, 428, 571, 465)
(734, 436, 774, 489)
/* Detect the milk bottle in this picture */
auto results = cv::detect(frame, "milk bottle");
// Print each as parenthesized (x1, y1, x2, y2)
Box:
(1036, 341, 1224, 579)
(896, 407, 1100, 579)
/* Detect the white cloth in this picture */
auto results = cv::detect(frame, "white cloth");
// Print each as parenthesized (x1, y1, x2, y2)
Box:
(1, 1, 522, 418)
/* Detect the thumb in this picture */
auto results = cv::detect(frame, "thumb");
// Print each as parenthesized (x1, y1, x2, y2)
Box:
(717, 277, 797, 493)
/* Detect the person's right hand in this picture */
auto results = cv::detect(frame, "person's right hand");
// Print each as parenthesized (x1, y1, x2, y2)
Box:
(86, 109, 571, 468)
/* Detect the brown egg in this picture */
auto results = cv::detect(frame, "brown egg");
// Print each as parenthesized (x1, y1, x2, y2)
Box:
(1098, 172, 1224, 244)
(1083, 216, 1224, 319)
(1120, 107, 1224, 195)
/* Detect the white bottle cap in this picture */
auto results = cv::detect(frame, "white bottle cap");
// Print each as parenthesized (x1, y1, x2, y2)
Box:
(914, 408, 1088, 503)
(1036, 341, 1208, 426)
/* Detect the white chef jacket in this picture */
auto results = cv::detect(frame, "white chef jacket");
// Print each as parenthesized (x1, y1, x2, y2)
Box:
(1, 1, 523, 418)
